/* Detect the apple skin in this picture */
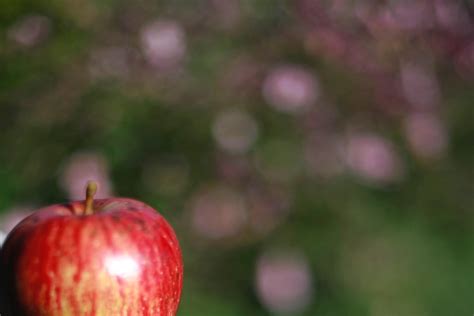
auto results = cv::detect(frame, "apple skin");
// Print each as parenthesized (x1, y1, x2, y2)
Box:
(0, 198, 183, 316)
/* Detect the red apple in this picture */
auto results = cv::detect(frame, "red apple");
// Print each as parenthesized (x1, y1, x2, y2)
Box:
(0, 181, 183, 316)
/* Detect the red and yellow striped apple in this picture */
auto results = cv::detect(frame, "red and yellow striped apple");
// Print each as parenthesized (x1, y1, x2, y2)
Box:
(0, 181, 183, 316)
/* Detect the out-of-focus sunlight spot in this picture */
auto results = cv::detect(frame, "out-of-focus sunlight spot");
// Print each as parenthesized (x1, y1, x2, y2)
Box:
(400, 62, 440, 110)
(190, 185, 247, 240)
(255, 251, 314, 314)
(60, 152, 113, 200)
(105, 255, 140, 279)
(0, 207, 34, 234)
(212, 108, 259, 154)
(346, 133, 404, 184)
(404, 113, 448, 160)
(140, 20, 186, 70)
(263, 65, 320, 114)
(7, 14, 51, 47)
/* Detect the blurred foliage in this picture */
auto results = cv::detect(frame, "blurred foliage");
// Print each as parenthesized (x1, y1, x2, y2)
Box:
(0, 0, 473, 315)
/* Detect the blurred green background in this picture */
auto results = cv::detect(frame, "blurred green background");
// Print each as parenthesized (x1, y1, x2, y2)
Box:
(0, 0, 473, 315)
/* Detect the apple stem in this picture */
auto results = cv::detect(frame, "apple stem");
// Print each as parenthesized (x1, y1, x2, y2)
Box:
(84, 181, 98, 215)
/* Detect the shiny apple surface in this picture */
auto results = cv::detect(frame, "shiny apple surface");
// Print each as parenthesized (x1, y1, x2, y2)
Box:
(0, 198, 183, 316)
